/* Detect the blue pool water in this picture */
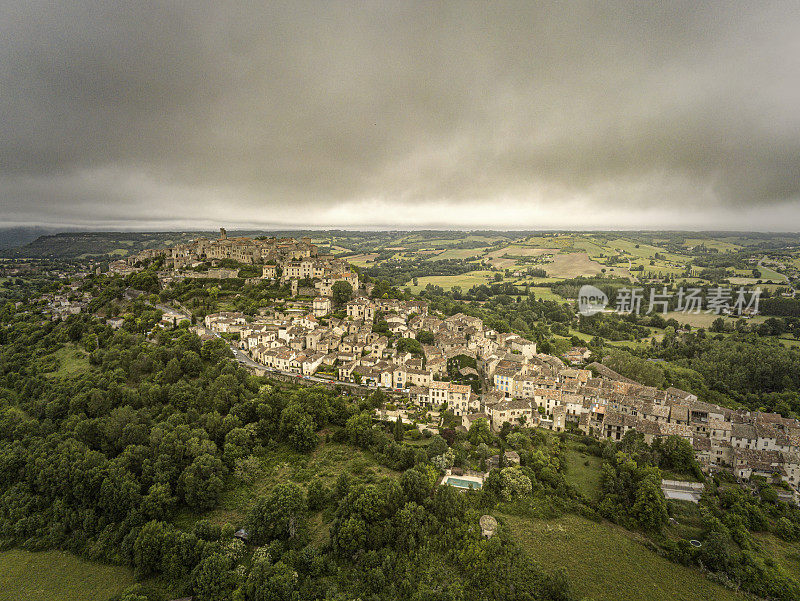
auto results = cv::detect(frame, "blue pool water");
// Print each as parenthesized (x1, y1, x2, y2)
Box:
(444, 477, 482, 490)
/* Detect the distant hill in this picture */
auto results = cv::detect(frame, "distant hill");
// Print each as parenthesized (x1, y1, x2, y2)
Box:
(0, 230, 318, 259)
(0, 231, 214, 259)
(0, 227, 63, 251)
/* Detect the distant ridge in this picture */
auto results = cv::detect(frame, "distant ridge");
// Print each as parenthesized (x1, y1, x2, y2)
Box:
(0, 227, 63, 251)
(1, 229, 325, 259)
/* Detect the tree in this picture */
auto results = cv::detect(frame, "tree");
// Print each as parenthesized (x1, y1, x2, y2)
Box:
(427, 435, 448, 458)
(416, 330, 435, 345)
(345, 412, 374, 447)
(632, 476, 668, 533)
(700, 518, 735, 572)
(710, 317, 726, 333)
(191, 553, 236, 601)
(161, 358, 182, 384)
(242, 558, 298, 601)
(654, 435, 698, 476)
(499, 466, 532, 500)
(506, 432, 528, 451)
(331, 281, 353, 308)
(247, 482, 308, 543)
(401, 468, 432, 504)
(395, 337, 422, 355)
(129, 271, 159, 294)
(141, 483, 176, 521)
(393, 415, 405, 442)
(307, 477, 330, 510)
(279, 404, 317, 452)
(133, 520, 169, 577)
(178, 453, 225, 511)
(201, 337, 233, 362)
(180, 350, 203, 377)
(431, 449, 455, 472)
(467, 418, 491, 446)
(332, 515, 367, 558)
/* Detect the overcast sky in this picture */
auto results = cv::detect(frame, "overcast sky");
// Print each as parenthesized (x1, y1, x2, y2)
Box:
(1, 1, 799, 231)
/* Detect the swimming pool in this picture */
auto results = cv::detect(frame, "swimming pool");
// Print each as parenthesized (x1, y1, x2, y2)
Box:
(443, 476, 483, 490)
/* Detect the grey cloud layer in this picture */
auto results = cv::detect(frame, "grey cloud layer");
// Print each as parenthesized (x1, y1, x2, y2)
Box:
(1, 1, 799, 228)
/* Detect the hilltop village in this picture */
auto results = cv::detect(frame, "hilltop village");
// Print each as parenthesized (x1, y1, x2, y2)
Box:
(115, 230, 800, 497)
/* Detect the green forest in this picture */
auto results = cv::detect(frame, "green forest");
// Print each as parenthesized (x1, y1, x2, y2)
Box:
(0, 307, 575, 600)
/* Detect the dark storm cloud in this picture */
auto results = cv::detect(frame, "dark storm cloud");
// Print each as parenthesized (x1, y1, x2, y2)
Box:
(1, 1, 799, 229)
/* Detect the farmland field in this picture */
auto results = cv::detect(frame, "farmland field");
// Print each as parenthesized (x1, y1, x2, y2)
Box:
(0, 549, 136, 601)
(408, 270, 496, 293)
(520, 234, 574, 248)
(430, 247, 486, 260)
(608, 238, 687, 263)
(545, 252, 606, 278)
(504, 513, 747, 601)
(346, 253, 380, 266)
(728, 276, 761, 285)
(568, 236, 608, 256)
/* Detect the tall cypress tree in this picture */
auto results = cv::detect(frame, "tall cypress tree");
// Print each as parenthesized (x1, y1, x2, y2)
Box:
(393, 414, 404, 442)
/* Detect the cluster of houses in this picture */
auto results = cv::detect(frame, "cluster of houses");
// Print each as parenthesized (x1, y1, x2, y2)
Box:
(129, 228, 317, 267)
(201, 292, 538, 396)
(477, 357, 800, 492)
(201, 301, 530, 393)
(125, 228, 360, 294)
(201, 292, 800, 493)
(36, 281, 91, 320)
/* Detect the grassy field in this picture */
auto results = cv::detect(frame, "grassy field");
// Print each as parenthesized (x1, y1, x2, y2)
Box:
(503, 513, 747, 601)
(176, 440, 398, 529)
(661, 311, 765, 329)
(44, 345, 91, 378)
(665, 499, 705, 541)
(0, 549, 137, 601)
(569, 236, 608, 256)
(756, 265, 788, 283)
(563, 448, 603, 500)
(752, 532, 800, 576)
(522, 285, 566, 302)
(778, 336, 800, 348)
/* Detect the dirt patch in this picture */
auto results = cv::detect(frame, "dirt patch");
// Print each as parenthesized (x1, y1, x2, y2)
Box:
(545, 252, 605, 278)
